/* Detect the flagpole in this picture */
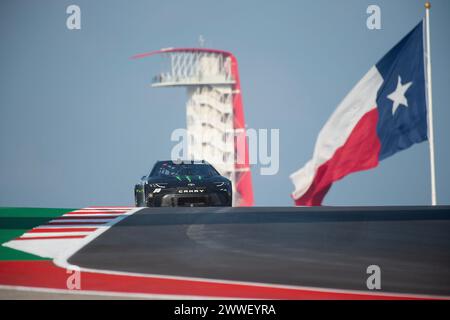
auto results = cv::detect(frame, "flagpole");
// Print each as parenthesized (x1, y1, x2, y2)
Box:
(425, 1, 437, 206)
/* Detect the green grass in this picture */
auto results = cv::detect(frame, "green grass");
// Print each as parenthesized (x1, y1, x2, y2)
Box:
(0, 207, 75, 261)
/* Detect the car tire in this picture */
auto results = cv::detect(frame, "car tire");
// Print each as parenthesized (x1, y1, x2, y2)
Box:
(134, 185, 146, 207)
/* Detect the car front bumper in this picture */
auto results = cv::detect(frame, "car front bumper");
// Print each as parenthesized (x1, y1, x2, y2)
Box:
(148, 190, 231, 207)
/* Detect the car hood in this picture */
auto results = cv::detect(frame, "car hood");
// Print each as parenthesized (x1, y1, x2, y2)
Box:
(147, 175, 228, 187)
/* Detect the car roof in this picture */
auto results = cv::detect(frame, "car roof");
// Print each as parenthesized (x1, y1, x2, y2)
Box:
(156, 160, 211, 165)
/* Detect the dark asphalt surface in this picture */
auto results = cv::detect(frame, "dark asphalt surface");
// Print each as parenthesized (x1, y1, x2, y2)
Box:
(69, 206, 450, 296)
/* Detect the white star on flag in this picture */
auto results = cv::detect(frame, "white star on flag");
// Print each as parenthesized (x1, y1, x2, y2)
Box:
(387, 76, 413, 115)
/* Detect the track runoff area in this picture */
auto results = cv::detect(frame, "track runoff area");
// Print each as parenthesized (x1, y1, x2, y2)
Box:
(1, 206, 450, 300)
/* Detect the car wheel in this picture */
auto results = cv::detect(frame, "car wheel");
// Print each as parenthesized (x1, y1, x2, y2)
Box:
(134, 185, 145, 207)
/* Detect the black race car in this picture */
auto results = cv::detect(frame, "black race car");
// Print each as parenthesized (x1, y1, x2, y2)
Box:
(134, 160, 232, 207)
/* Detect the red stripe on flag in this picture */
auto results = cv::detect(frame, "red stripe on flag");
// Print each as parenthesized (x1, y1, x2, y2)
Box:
(295, 109, 381, 206)
(29, 228, 97, 233)
(16, 235, 87, 240)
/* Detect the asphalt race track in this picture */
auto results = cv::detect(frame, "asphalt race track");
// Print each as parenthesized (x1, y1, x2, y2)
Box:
(68, 206, 450, 296)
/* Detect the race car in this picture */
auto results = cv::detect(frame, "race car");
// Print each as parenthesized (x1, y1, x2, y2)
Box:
(134, 160, 232, 207)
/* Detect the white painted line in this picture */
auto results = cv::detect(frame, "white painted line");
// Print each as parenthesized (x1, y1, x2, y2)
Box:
(19, 232, 91, 238)
(67, 210, 127, 212)
(49, 219, 116, 223)
(39, 224, 110, 228)
(0, 284, 231, 300)
(32, 225, 99, 230)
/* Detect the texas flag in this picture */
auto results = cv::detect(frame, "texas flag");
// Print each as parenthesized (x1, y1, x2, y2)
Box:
(290, 21, 429, 206)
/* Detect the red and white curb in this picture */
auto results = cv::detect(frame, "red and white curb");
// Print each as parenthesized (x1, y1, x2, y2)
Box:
(1, 206, 448, 300)
(1, 260, 448, 300)
(3, 207, 139, 260)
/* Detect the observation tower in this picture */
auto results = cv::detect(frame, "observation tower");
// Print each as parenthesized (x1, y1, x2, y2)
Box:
(132, 48, 254, 206)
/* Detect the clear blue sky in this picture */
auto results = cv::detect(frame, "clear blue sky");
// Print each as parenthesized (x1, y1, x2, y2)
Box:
(1, 0, 449, 207)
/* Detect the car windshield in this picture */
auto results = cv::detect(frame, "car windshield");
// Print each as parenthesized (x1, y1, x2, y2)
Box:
(150, 162, 219, 178)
